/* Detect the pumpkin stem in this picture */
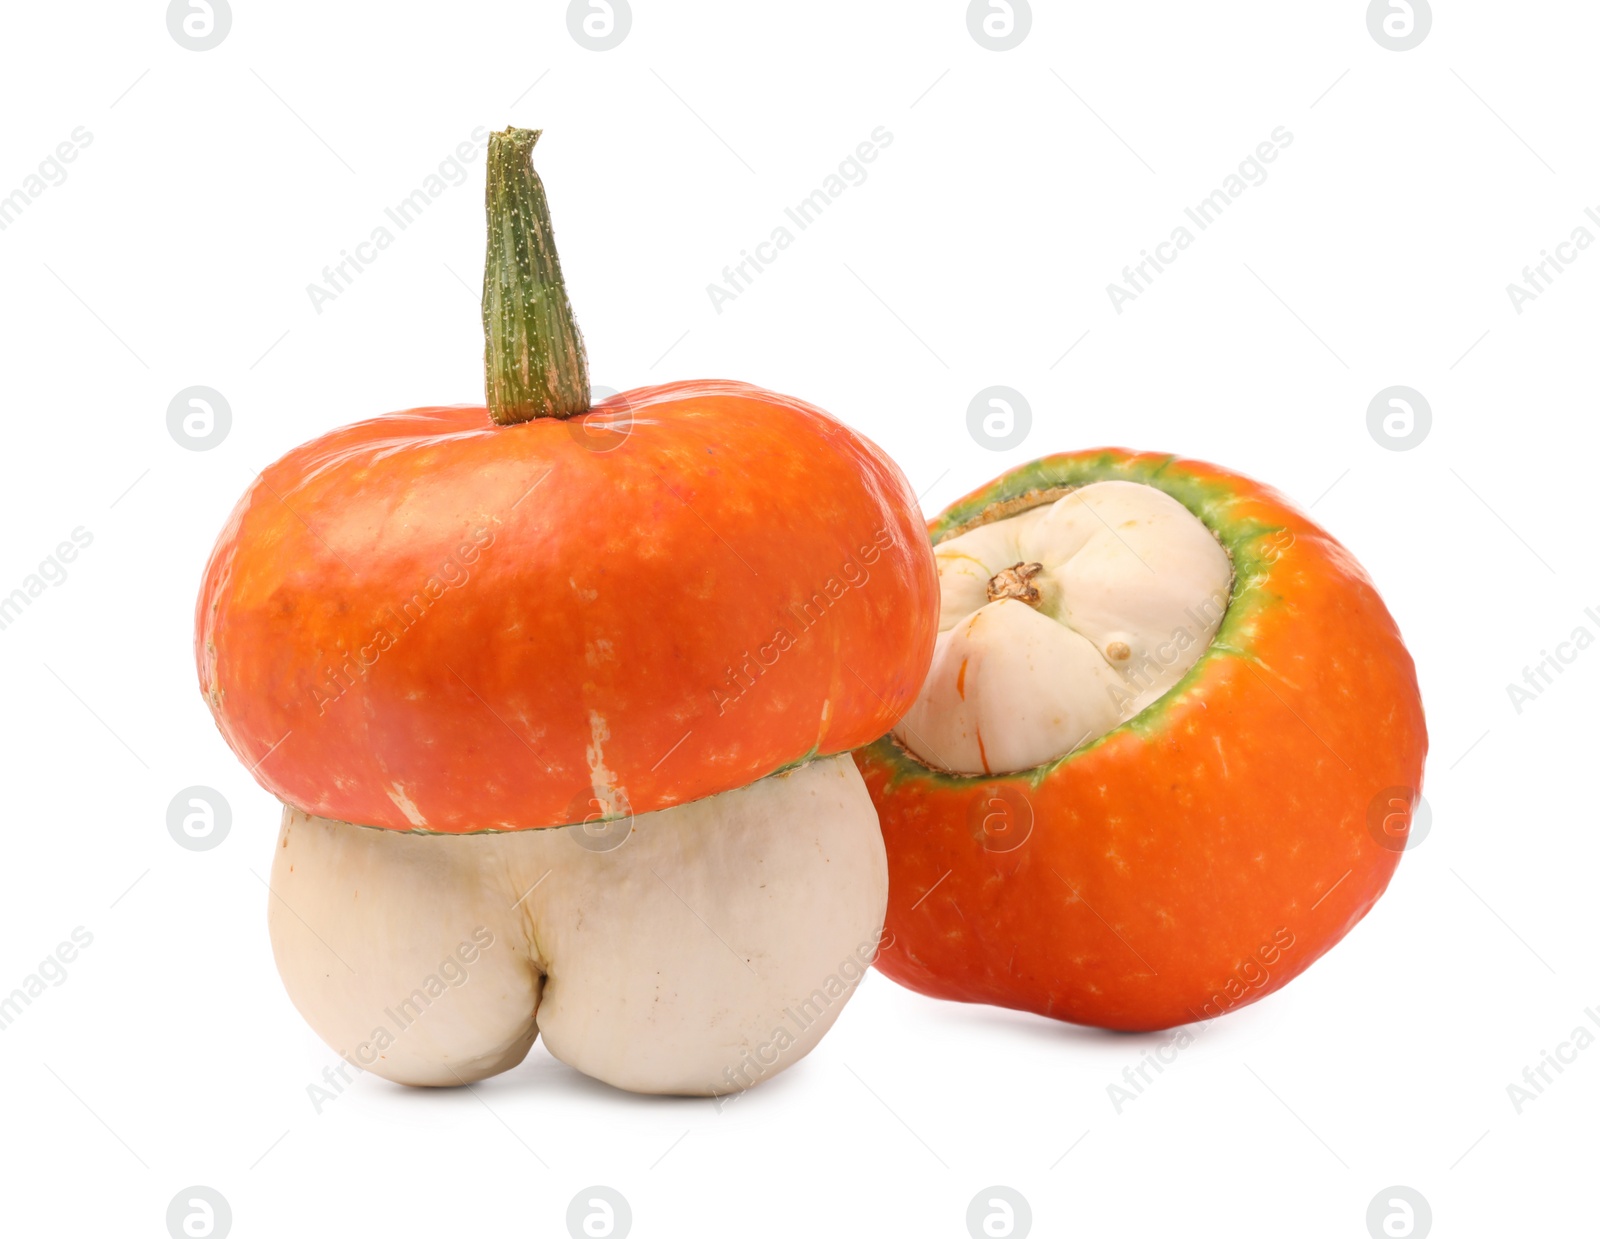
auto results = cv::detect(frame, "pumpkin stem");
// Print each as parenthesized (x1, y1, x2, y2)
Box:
(482, 127, 590, 424)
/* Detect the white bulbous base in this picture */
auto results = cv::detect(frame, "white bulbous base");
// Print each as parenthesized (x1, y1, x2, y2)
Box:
(267, 755, 887, 1096)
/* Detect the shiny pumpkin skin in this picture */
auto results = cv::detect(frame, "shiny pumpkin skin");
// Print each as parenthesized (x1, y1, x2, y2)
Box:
(197, 380, 938, 834)
(854, 449, 1427, 1032)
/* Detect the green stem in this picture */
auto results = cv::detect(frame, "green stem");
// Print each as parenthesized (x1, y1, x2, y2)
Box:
(482, 128, 590, 424)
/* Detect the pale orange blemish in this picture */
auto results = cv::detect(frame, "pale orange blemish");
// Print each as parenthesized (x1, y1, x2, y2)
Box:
(956, 657, 968, 700)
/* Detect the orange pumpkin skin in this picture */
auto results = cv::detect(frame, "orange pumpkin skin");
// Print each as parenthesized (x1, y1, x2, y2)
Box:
(197, 380, 938, 834)
(854, 449, 1427, 1032)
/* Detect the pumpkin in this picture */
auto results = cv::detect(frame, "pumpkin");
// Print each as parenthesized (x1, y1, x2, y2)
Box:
(854, 450, 1427, 1031)
(197, 129, 938, 1093)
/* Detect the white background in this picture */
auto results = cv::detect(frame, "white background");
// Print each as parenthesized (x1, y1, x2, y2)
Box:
(1, 2, 1595, 1236)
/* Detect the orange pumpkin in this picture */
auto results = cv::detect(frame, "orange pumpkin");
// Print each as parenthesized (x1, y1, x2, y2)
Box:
(854, 449, 1427, 1032)
(193, 128, 938, 1097)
